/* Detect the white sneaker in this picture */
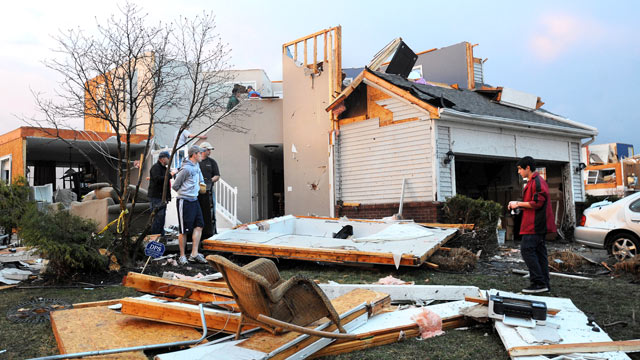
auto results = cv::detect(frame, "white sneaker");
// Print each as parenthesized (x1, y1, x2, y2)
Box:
(178, 256, 189, 266)
(188, 253, 207, 264)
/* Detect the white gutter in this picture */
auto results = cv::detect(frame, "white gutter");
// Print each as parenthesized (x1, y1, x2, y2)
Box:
(533, 110, 599, 133)
(440, 109, 597, 138)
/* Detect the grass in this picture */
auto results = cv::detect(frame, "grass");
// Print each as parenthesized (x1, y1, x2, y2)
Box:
(0, 257, 638, 359)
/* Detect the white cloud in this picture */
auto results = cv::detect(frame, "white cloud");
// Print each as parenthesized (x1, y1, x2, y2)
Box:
(528, 13, 605, 62)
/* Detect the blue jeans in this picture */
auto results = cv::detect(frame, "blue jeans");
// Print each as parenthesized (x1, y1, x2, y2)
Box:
(149, 197, 166, 236)
(521, 234, 550, 288)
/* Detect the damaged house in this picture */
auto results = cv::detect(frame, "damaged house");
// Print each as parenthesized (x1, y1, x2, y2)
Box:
(320, 40, 598, 231)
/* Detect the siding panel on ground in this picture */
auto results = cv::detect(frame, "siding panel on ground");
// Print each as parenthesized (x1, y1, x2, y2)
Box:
(337, 117, 433, 204)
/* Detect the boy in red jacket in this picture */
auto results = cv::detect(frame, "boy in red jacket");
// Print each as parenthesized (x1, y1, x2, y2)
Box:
(508, 156, 556, 293)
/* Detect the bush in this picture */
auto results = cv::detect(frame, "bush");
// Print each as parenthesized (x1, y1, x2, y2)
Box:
(442, 194, 503, 229)
(0, 177, 31, 234)
(18, 204, 112, 281)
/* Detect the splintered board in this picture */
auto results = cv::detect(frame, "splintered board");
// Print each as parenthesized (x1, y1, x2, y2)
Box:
(50, 306, 204, 359)
(122, 272, 233, 299)
(203, 215, 458, 267)
(155, 288, 390, 360)
(119, 295, 251, 333)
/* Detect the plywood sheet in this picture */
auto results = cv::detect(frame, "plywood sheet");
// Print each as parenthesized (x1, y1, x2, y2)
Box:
(50, 306, 203, 359)
(491, 290, 632, 360)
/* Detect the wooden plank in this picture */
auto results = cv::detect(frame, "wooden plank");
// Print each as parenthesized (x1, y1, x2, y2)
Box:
(282, 27, 337, 48)
(313, 35, 317, 73)
(50, 306, 203, 359)
(122, 272, 233, 301)
(119, 296, 249, 333)
(319, 284, 480, 302)
(73, 298, 123, 309)
(202, 239, 422, 266)
(304, 39, 307, 66)
(464, 296, 560, 316)
(509, 339, 640, 357)
(420, 223, 474, 230)
(362, 72, 440, 119)
(311, 315, 472, 358)
(237, 288, 389, 358)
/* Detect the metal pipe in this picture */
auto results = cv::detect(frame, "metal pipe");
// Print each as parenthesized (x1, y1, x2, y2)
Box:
(28, 304, 208, 360)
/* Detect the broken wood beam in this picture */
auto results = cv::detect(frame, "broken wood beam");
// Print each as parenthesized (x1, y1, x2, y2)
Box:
(464, 296, 560, 316)
(122, 272, 233, 303)
(311, 315, 473, 358)
(119, 296, 248, 333)
(419, 223, 475, 230)
(508, 339, 640, 357)
(72, 298, 123, 309)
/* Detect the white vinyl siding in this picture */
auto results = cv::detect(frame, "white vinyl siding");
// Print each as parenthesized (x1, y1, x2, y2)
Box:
(375, 98, 429, 121)
(437, 125, 454, 200)
(337, 118, 433, 204)
(569, 141, 584, 202)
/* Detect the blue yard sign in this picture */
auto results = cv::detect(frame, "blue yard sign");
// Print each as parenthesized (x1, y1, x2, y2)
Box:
(144, 241, 166, 259)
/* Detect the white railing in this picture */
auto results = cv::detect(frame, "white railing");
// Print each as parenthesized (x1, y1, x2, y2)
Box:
(215, 177, 239, 226)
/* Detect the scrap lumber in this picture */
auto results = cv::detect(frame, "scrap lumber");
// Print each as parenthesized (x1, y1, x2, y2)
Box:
(50, 306, 204, 359)
(508, 339, 640, 357)
(319, 284, 481, 302)
(72, 299, 123, 309)
(203, 239, 428, 266)
(122, 272, 233, 302)
(492, 291, 632, 360)
(311, 299, 474, 358)
(464, 296, 560, 316)
(157, 289, 390, 360)
(419, 223, 475, 230)
(120, 295, 248, 333)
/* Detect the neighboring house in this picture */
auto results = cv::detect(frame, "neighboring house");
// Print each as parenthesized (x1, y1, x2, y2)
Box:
(0, 126, 147, 190)
(582, 143, 640, 196)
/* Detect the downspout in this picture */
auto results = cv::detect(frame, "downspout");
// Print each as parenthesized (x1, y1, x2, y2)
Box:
(29, 304, 208, 360)
(581, 136, 595, 147)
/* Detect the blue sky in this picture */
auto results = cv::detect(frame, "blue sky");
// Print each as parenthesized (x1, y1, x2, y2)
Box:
(1, 0, 638, 150)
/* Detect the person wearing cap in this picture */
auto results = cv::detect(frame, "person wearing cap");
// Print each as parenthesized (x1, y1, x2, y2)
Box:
(147, 151, 176, 237)
(198, 142, 220, 235)
(171, 145, 207, 265)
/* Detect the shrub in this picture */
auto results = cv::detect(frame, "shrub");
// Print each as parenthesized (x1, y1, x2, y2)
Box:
(0, 177, 31, 234)
(18, 204, 112, 281)
(442, 194, 503, 229)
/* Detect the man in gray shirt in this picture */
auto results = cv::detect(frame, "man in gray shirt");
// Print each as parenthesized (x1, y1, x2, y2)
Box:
(171, 145, 207, 265)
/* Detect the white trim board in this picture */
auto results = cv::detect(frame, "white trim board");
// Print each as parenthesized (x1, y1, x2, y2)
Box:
(318, 284, 481, 302)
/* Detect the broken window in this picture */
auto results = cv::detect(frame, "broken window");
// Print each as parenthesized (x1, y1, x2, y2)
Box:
(586, 168, 616, 185)
(0, 155, 11, 184)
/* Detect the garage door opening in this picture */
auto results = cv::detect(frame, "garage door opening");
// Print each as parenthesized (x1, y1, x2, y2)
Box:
(454, 155, 567, 240)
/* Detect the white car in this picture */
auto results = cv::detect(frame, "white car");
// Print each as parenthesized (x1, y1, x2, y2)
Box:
(575, 192, 640, 261)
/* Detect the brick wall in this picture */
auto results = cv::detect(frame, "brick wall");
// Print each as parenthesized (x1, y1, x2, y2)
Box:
(336, 201, 443, 223)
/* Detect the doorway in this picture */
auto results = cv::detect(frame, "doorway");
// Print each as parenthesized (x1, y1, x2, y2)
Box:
(249, 144, 284, 221)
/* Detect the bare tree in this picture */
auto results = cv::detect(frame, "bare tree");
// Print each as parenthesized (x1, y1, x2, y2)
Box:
(23, 2, 247, 265)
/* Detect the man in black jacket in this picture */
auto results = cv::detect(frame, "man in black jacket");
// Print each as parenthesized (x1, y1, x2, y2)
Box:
(198, 142, 220, 235)
(148, 151, 176, 236)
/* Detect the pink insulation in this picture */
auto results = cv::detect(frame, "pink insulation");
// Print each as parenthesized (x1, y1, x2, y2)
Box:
(375, 275, 414, 285)
(411, 308, 444, 339)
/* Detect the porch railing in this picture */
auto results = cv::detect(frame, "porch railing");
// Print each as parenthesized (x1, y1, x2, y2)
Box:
(215, 177, 239, 226)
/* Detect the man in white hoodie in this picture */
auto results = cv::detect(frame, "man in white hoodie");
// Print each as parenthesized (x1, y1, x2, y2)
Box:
(172, 145, 207, 265)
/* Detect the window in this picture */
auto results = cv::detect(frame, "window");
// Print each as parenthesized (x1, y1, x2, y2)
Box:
(630, 199, 640, 213)
(0, 155, 11, 184)
(586, 168, 616, 185)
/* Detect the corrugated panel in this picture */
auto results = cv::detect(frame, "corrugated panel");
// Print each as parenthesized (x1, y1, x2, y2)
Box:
(437, 126, 454, 200)
(569, 142, 584, 202)
(473, 62, 483, 85)
(336, 117, 433, 204)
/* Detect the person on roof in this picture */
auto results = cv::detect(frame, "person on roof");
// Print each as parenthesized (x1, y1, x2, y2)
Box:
(247, 85, 261, 98)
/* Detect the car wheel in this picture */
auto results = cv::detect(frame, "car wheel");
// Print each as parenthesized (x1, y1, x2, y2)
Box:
(609, 233, 639, 261)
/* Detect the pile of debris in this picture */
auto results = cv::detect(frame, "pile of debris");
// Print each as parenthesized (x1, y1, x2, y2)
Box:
(40, 256, 639, 359)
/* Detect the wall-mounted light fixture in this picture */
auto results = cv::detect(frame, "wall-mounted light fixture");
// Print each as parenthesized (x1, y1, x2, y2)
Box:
(443, 150, 455, 165)
(575, 162, 586, 174)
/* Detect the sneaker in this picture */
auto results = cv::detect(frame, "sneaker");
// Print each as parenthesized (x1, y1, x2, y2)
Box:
(522, 284, 549, 293)
(188, 253, 207, 264)
(178, 256, 189, 266)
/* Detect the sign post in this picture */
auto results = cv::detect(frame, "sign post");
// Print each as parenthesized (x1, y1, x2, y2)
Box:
(141, 241, 166, 274)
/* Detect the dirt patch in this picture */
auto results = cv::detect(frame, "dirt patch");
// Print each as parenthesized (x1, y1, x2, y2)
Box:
(430, 248, 477, 272)
(445, 227, 499, 257)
